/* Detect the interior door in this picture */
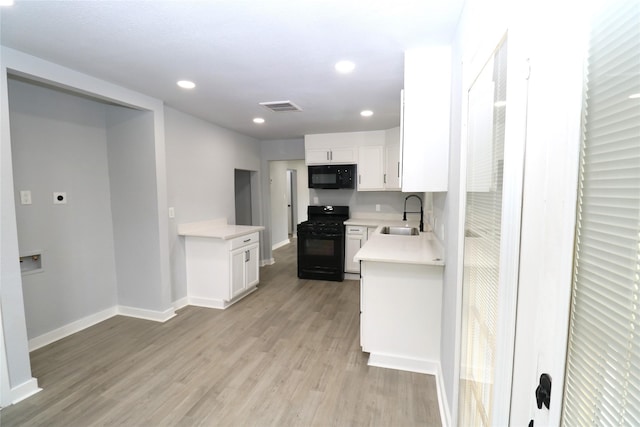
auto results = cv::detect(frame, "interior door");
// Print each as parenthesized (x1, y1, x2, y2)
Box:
(509, 1, 638, 424)
(457, 27, 530, 424)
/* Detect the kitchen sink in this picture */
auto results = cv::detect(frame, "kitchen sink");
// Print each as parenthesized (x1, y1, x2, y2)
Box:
(380, 226, 419, 236)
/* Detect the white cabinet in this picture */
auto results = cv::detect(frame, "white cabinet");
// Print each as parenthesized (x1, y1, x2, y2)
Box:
(357, 127, 402, 192)
(306, 147, 357, 165)
(384, 126, 402, 191)
(357, 146, 385, 191)
(185, 232, 260, 309)
(402, 46, 451, 192)
(230, 243, 259, 299)
(360, 261, 443, 372)
(345, 225, 366, 273)
(305, 133, 361, 165)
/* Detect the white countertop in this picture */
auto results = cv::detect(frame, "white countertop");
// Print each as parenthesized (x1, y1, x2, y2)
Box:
(354, 226, 444, 266)
(178, 218, 265, 240)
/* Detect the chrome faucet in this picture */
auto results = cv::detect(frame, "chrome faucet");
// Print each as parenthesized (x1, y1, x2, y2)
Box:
(403, 195, 424, 232)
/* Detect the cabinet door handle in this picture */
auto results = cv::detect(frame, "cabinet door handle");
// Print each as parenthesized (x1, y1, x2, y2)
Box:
(243, 238, 251, 243)
(327, 151, 330, 161)
(330, 151, 333, 161)
(358, 174, 361, 185)
(384, 173, 387, 184)
(397, 162, 400, 177)
(245, 250, 250, 262)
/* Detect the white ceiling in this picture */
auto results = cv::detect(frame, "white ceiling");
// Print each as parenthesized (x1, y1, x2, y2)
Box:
(0, 0, 464, 140)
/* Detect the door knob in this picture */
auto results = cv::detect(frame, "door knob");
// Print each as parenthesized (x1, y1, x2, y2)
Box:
(535, 373, 552, 410)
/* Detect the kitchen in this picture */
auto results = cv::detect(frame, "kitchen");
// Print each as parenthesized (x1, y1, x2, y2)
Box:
(2, 1, 638, 426)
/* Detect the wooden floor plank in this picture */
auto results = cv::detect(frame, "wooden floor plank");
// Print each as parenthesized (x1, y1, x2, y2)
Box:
(0, 241, 441, 426)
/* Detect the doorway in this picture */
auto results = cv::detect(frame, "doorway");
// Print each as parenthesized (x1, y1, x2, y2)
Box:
(286, 169, 298, 237)
(234, 169, 253, 226)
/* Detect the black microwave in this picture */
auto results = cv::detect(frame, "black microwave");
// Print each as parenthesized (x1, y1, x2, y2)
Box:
(308, 164, 356, 189)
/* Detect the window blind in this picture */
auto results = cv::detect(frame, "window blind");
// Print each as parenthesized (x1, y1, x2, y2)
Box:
(562, 0, 640, 425)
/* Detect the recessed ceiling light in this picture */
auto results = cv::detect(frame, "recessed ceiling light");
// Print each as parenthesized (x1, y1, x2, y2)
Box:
(335, 60, 356, 74)
(629, 93, 640, 99)
(253, 118, 265, 124)
(0, 0, 15, 6)
(360, 110, 373, 117)
(494, 100, 507, 107)
(177, 80, 196, 89)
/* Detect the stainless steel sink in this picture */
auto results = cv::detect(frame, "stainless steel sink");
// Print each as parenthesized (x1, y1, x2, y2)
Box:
(380, 226, 419, 236)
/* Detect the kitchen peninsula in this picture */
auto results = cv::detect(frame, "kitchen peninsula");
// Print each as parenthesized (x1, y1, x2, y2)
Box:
(354, 226, 444, 374)
(179, 219, 265, 309)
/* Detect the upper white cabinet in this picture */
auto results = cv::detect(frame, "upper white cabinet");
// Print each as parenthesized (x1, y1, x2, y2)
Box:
(402, 46, 451, 192)
(356, 128, 402, 192)
(305, 132, 361, 165)
(384, 126, 402, 191)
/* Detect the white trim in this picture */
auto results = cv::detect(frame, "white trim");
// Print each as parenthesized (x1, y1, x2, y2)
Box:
(187, 296, 226, 310)
(260, 258, 275, 266)
(5, 378, 41, 406)
(117, 305, 175, 322)
(172, 297, 189, 311)
(435, 362, 452, 427)
(188, 286, 257, 310)
(271, 239, 290, 250)
(367, 352, 439, 375)
(368, 353, 449, 426)
(28, 307, 117, 352)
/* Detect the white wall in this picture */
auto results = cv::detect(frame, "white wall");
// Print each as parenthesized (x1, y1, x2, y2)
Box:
(1, 46, 169, 405)
(164, 107, 261, 302)
(8, 78, 119, 339)
(311, 189, 428, 221)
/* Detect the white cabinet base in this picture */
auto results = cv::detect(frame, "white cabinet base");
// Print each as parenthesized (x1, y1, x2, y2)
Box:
(187, 287, 258, 310)
(360, 261, 442, 373)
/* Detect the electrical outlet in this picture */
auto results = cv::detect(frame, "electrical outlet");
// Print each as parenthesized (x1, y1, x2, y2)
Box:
(313, 197, 319, 204)
(168, 207, 175, 218)
(375, 204, 381, 212)
(53, 192, 67, 204)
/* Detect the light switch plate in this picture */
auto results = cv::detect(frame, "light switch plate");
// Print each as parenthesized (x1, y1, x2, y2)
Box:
(53, 192, 67, 204)
(20, 190, 32, 205)
(168, 207, 175, 218)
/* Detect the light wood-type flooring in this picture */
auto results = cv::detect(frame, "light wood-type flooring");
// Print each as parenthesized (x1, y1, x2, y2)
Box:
(1, 241, 441, 426)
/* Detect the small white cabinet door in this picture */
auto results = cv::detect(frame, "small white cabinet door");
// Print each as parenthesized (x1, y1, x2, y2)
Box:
(345, 234, 363, 273)
(230, 248, 246, 299)
(245, 244, 259, 288)
(385, 142, 401, 190)
(330, 146, 357, 164)
(357, 146, 385, 191)
(306, 149, 331, 164)
(230, 243, 259, 298)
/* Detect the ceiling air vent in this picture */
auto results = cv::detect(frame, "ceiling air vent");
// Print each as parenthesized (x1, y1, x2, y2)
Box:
(259, 100, 303, 112)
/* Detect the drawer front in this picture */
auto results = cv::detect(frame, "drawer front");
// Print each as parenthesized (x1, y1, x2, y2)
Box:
(230, 232, 259, 250)
(346, 226, 366, 236)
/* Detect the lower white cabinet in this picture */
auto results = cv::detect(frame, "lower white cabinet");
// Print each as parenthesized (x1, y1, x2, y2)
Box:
(360, 260, 443, 373)
(345, 226, 367, 273)
(185, 232, 260, 309)
(230, 243, 259, 299)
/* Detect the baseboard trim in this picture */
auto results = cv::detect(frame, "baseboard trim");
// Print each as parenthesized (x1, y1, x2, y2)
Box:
(272, 239, 290, 250)
(172, 296, 189, 311)
(28, 307, 118, 352)
(117, 305, 176, 322)
(261, 258, 275, 266)
(367, 352, 439, 375)
(187, 296, 226, 309)
(188, 287, 257, 310)
(344, 272, 360, 280)
(5, 378, 41, 406)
